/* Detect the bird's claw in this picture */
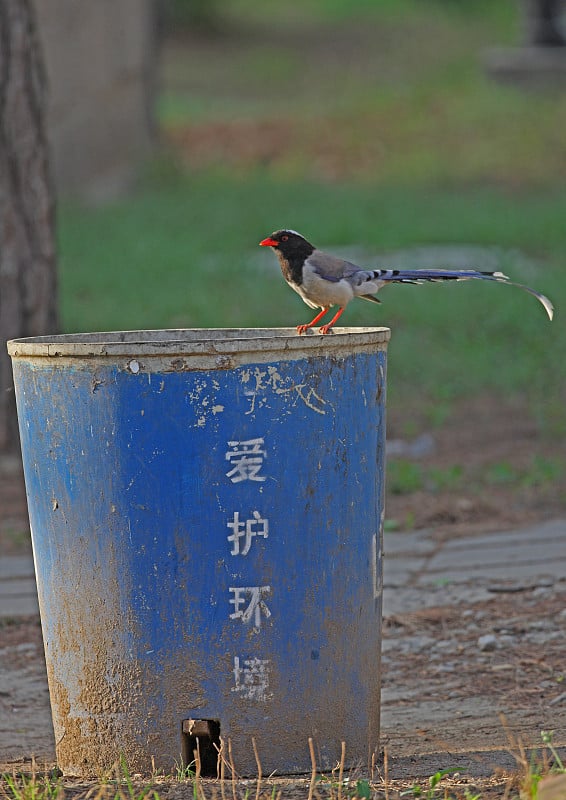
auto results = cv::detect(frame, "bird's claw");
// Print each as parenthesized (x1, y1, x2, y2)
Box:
(319, 324, 333, 335)
(296, 324, 310, 335)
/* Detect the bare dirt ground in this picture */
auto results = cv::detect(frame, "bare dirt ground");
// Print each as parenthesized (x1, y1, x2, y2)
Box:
(1, 397, 565, 797)
(384, 395, 566, 535)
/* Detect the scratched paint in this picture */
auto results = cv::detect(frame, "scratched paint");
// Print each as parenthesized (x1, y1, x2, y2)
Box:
(8, 327, 389, 777)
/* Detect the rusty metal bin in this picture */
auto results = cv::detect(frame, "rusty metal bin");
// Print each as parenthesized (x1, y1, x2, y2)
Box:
(8, 327, 389, 777)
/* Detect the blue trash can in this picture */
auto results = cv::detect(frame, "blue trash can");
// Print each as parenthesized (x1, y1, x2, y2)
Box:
(8, 327, 389, 777)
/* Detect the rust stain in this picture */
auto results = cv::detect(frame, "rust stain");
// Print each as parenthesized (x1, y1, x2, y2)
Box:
(169, 358, 188, 372)
(46, 660, 149, 776)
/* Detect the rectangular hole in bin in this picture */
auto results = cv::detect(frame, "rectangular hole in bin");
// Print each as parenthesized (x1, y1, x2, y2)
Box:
(182, 719, 221, 777)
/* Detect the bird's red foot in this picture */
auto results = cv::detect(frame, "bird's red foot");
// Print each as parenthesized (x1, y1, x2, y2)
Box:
(319, 324, 333, 335)
(297, 307, 331, 334)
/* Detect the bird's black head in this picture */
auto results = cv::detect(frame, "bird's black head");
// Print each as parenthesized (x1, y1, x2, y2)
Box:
(259, 230, 315, 261)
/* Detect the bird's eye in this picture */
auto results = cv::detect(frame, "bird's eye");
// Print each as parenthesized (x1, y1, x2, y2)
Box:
(281, 234, 289, 241)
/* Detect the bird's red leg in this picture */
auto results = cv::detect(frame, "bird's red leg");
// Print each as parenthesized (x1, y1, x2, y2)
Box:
(319, 306, 345, 335)
(297, 307, 330, 335)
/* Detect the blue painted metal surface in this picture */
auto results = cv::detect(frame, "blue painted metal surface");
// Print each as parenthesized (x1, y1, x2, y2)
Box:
(9, 327, 389, 777)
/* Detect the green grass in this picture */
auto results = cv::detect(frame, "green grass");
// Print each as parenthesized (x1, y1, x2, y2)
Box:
(387, 455, 564, 496)
(59, 177, 566, 420)
(160, 0, 566, 185)
(57, 0, 566, 430)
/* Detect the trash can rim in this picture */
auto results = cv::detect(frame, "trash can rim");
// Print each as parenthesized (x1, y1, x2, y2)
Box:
(7, 327, 390, 359)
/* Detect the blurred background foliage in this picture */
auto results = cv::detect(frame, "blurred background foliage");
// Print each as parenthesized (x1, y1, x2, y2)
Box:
(59, 0, 566, 432)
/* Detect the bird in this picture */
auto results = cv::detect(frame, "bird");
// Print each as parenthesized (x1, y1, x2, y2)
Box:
(259, 229, 554, 334)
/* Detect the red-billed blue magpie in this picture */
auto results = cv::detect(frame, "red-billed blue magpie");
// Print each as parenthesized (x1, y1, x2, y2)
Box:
(260, 229, 554, 334)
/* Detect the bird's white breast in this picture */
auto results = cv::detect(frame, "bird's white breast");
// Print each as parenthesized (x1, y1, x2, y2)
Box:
(288, 280, 320, 309)
(297, 262, 355, 309)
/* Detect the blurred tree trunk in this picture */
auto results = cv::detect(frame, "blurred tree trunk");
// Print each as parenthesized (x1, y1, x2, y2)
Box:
(524, 0, 566, 46)
(0, 0, 58, 453)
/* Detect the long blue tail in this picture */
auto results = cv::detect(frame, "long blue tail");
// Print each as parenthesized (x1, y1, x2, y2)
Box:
(374, 268, 554, 320)
(376, 268, 508, 284)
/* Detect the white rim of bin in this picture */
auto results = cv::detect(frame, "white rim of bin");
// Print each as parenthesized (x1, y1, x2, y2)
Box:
(7, 328, 390, 366)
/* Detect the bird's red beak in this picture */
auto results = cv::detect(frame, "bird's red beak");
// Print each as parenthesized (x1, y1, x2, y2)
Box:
(259, 237, 279, 247)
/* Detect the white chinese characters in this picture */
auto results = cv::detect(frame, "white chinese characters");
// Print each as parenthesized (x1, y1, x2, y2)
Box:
(224, 435, 272, 701)
(229, 586, 272, 629)
(225, 438, 267, 483)
(226, 511, 269, 556)
(231, 656, 272, 701)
